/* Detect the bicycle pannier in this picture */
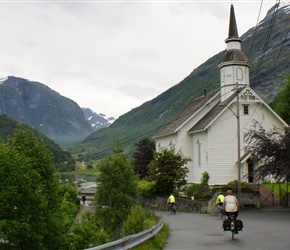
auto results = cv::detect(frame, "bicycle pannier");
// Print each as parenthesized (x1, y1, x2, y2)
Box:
(235, 219, 243, 231)
(222, 219, 231, 231)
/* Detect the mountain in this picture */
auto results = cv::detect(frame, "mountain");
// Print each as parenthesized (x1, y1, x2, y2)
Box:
(70, 3, 290, 161)
(82, 108, 115, 131)
(0, 76, 94, 146)
(0, 114, 75, 172)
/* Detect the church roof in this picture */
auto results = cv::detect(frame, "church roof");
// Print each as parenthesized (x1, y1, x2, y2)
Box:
(219, 49, 250, 64)
(187, 91, 237, 133)
(153, 89, 220, 138)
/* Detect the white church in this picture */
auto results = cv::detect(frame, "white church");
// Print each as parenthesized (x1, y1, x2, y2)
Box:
(153, 5, 288, 186)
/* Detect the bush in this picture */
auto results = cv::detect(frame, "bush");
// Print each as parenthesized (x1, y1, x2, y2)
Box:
(121, 205, 158, 237)
(224, 180, 250, 191)
(201, 171, 210, 185)
(137, 180, 156, 198)
(61, 212, 110, 250)
(185, 183, 210, 198)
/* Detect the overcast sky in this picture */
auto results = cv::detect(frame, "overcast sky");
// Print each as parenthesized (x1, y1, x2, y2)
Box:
(0, 0, 283, 119)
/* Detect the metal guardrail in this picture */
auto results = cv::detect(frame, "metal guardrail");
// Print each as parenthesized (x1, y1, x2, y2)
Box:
(85, 218, 164, 250)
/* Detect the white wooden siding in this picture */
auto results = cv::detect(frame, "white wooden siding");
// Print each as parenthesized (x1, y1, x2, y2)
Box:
(155, 90, 287, 186)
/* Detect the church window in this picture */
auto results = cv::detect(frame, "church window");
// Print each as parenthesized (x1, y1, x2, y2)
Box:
(243, 105, 249, 115)
(236, 67, 243, 80)
(197, 140, 201, 167)
(169, 141, 175, 150)
(157, 143, 162, 152)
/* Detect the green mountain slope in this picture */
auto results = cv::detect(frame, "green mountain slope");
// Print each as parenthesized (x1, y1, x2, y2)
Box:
(0, 115, 75, 172)
(69, 4, 290, 161)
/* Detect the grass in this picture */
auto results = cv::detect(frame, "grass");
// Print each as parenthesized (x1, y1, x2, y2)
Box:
(265, 182, 290, 197)
(133, 223, 170, 250)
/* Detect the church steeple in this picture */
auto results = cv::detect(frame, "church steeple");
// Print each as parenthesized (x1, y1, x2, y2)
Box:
(226, 4, 241, 42)
(218, 4, 251, 102)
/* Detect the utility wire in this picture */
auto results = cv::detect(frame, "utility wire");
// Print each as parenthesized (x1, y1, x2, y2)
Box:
(272, 25, 290, 69)
(248, 0, 264, 58)
(255, 0, 280, 76)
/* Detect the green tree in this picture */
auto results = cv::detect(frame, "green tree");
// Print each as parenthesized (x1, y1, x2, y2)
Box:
(0, 128, 63, 249)
(148, 149, 191, 195)
(244, 120, 290, 182)
(274, 74, 290, 124)
(112, 139, 124, 154)
(131, 137, 155, 179)
(87, 164, 93, 170)
(58, 184, 79, 232)
(94, 154, 138, 235)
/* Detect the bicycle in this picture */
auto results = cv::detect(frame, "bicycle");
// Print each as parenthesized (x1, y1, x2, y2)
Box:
(222, 212, 243, 240)
(216, 205, 225, 219)
(228, 213, 236, 240)
(168, 203, 176, 214)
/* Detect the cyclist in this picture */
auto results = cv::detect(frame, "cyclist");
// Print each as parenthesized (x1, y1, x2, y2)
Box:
(224, 190, 238, 220)
(216, 192, 224, 207)
(215, 192, 225, 216)
(167, 194, 176, 212)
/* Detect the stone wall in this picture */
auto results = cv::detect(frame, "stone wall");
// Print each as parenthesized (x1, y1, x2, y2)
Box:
(137, 196, 207, 213)
(137, 190, 261, 215)
(207, 191, 261, 214)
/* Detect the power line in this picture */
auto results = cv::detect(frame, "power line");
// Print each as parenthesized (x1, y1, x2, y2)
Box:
(272, 25, 290, 70)
(255, 0, 280, 76)
(248, 0, 264, 58)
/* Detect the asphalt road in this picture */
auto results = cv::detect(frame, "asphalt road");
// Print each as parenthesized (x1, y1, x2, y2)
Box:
(156, 207, 290, 250)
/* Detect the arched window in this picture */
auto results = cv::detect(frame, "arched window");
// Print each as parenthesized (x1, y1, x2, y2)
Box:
(236, 67, 243, 81)
(157, 143, 162, 152)
(169, 141, 175, 150)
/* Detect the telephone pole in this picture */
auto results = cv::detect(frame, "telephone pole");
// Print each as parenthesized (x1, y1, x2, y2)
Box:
(236, 82, 242, 208)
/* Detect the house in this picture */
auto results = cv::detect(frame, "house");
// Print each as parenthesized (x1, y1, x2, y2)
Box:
(153, 5, 288, 186)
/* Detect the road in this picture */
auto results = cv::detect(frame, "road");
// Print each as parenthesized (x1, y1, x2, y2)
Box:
(156, 207, 290, 250)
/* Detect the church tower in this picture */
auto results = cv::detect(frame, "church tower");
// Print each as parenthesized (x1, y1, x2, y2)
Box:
(218, 5, 251, 102)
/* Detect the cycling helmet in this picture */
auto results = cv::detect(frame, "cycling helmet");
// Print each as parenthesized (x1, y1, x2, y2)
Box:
(227, 190, 233, 195)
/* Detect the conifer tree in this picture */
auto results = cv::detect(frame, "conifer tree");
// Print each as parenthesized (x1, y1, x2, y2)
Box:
(131, 137, 155, 178)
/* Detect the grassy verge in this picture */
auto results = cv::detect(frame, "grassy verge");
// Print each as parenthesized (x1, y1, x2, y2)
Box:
(133, 223, 170, 250)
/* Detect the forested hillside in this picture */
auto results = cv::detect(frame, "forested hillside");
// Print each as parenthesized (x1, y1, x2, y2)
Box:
(0, 115, 75, 171)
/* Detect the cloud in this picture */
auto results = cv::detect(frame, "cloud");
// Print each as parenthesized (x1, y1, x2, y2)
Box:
(0, 1, 278, 118)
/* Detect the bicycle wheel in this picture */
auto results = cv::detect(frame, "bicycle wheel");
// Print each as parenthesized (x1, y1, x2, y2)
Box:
(232, 230, 235, 240)
(173, 205, 176, 214)
(218, 209, 224, 219)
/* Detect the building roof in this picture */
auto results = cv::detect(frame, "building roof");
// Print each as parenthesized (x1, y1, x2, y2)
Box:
(153, 89, 220, 138)
(187, 91, 237, 133)
(219, 49, 250, 64)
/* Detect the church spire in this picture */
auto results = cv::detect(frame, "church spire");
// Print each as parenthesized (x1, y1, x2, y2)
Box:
(226, 4, 241, 43)
(218, 4, 251, 102)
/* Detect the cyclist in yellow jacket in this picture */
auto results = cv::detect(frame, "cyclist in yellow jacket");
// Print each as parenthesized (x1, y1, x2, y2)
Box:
(168, 194, 175, 205)
(216, 192, 225, 217)
(216, 192, 224, 207)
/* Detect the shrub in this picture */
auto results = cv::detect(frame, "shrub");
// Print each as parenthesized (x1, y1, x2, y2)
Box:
(121, 205, 158, 237)
(224, 180, 250, 191)
(137, 180, 156, 198)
